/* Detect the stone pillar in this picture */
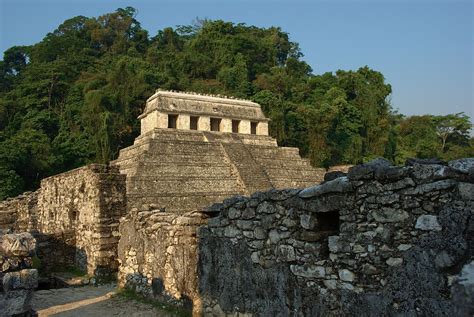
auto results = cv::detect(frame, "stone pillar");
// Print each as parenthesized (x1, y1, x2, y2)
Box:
(221, 118, 232, 133)
(141, 111, 170, 134)
(140, 111, 158, 134)
(240, 120, 251, 134)
(157, 112, 168, 129)
(257, 121, 269, 136)
(199, 116, 211, 131)
(177, 114, 190, 130)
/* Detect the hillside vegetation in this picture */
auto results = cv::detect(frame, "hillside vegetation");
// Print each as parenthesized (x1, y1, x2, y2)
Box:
(0, 7, 472, 199)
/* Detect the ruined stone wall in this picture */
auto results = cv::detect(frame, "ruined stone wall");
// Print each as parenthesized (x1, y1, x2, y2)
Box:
(0, 164, 126, 278)
(198, 158, 474, 316)
(36, 164, 126, 276)
(0, 191, 38, 232)
(118, 209, 207, 314)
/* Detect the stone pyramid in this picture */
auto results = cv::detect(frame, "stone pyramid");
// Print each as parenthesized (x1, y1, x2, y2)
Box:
(112, 90, 325, 212)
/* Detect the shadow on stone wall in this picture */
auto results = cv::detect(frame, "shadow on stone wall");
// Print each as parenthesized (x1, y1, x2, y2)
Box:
(32, 232, 82, 275)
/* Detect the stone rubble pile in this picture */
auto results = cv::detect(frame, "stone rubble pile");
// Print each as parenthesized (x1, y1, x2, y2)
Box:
(0, 232, 38, 317)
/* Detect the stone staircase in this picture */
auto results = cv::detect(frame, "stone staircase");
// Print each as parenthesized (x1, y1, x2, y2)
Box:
(221, 143, 273, 194)
(112, 130, 246, 212)
(249, 145, 325, 189)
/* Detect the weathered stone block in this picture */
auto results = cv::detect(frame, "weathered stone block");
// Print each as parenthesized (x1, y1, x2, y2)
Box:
(253, 227, 266, 240)
(241, 208, 256, 219)
(448, 158, 474, 174)
(415, 215, 442, 231)
(413, 179, 457, 194)
(386, 257, 403, 266)
(277, 245, 296, 262)
(299, 177, 353, 198)
(2, 269, 38, 291)
(371, 208, 409, 223)
(0, 289, 34, 316)
(290, 264, 325, 278)
(348, 158, 392, 180)
(375, 166, 410, 181)
(458, 182, 474, 200)
(338, 269, 355, 282)
(300, 214, 317, 230)
(227, 208, 241, 219)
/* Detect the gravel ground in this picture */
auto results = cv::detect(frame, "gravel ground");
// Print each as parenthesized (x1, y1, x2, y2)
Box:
(32, 285, 175, 317)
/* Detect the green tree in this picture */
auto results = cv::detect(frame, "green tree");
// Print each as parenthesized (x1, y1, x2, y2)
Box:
(432, 113, 472, 153)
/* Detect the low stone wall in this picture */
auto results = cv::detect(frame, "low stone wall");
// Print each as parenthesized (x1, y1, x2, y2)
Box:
(0, 232, 38, 317)
(198, 158, 474, 316)
(118, 209, 208, 315)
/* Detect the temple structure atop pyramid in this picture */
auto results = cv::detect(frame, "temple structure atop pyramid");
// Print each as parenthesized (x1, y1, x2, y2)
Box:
(112, 90, 325, 212)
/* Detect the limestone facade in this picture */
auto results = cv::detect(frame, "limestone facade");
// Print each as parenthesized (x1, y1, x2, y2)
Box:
(139, 90, 269, 136)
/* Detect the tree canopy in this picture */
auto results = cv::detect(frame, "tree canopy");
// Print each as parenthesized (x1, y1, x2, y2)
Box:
(0, 7, 472, 199)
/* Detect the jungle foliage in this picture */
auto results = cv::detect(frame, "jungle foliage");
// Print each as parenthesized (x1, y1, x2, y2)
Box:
(0, 7, 472, 199)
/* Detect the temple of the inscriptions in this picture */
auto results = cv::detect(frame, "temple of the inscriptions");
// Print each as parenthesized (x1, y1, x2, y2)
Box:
(112, 90, 325, 212)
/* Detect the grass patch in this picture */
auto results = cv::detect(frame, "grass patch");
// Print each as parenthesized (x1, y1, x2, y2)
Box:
(31, 255, 42, 269)
(63, 265, 88, 277)
(117, 288, 191, 317)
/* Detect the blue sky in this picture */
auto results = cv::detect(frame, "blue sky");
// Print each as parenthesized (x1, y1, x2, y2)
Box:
(0, 0, 472, 121)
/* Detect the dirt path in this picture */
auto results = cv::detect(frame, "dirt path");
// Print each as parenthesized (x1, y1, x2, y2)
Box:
(32, 285, 174, 317)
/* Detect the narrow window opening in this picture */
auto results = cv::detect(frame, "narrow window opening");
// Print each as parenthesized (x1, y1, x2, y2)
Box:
(315, 210, 340, 258)
(168, 114, 178, 129)
(68, 209, 78, 224)
(251, 122, 258, 135)
(316, 210, 340, 234)
(72, 211, 77, 220)
(210, 118, 221, 132)
(190, 116, 199, 130)
(232, 120, 240, 133)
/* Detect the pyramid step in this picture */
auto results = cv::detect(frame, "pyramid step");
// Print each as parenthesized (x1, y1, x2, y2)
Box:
(127, 177, 241, 194)
(127, 191, 244, 212)
(127, 164, 232, 178)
